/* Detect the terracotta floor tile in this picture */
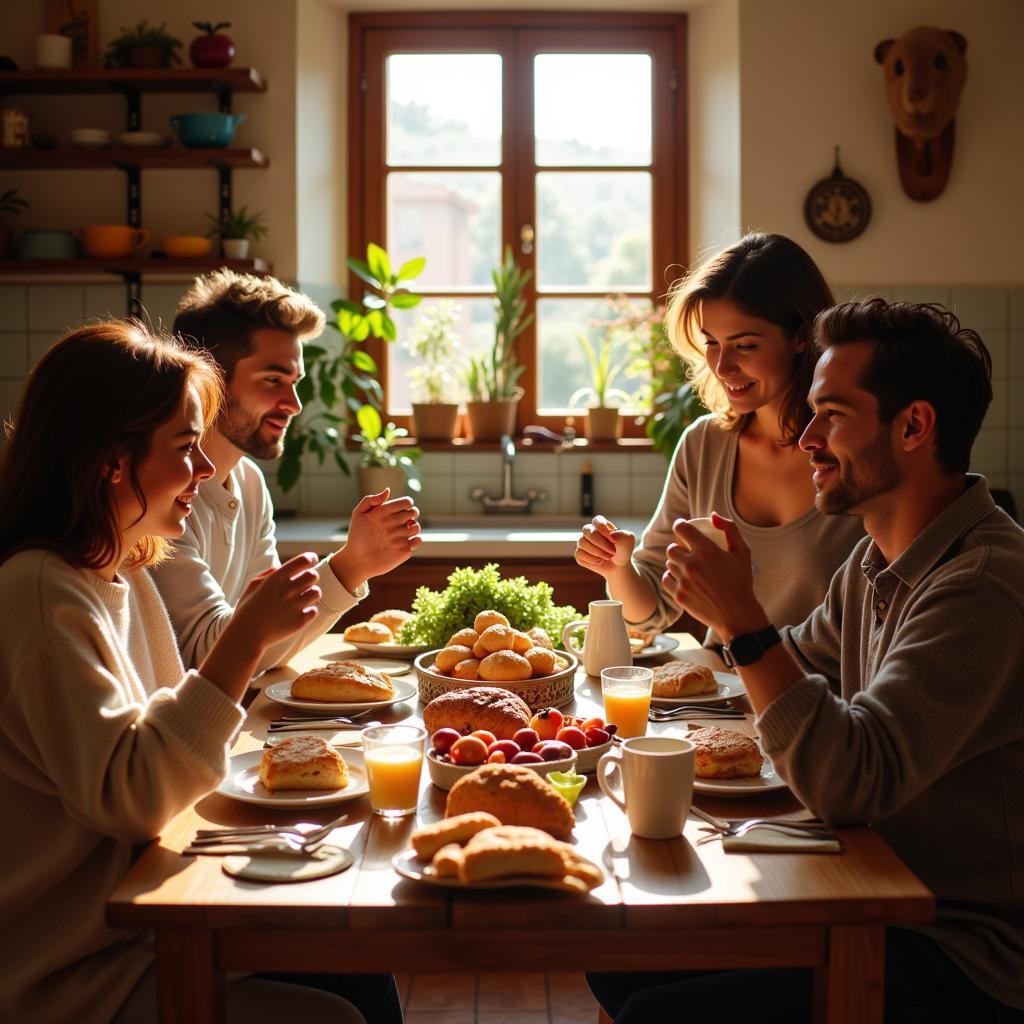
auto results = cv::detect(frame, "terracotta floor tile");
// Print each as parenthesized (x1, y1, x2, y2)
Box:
(477, 1013, 550, 1024)
(406, 972, 477, 1012)
(547, 971, 601, 1011)
(395, 973, 412, 1008)
(405, 1013, 476, 1024)
(478, 971, 548, 1012)
(551, 1010, 602, 1024)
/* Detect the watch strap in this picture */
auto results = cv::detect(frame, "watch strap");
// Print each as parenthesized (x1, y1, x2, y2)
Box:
(722, 625, 781, 668)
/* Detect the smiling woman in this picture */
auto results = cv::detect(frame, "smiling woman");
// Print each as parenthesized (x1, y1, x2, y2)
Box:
(573, 233, 865, 644)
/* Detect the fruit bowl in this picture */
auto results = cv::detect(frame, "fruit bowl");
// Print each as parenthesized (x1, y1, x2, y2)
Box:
(413, 648, 578, 711)
(426, 749, 577, 791)
(574, 737, 614, 774)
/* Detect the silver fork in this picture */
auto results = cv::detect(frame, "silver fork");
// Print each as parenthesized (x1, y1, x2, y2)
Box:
(191, 811, 350, 845)
(689, 805, 830, 835)
(696, 820, 836, 846)
(649, 705, 744, 719)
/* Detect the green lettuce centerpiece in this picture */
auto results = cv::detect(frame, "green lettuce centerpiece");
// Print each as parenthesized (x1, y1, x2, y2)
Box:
(395, 563, 579, 650)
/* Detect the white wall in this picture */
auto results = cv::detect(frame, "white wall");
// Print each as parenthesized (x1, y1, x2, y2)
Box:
(738, 0, 1024, 284)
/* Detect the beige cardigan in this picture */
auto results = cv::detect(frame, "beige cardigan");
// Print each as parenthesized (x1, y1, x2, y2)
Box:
(0, 550, 244, 1024)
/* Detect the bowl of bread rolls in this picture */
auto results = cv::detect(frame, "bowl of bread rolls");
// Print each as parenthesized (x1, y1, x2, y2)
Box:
(413, 610, 578, 710)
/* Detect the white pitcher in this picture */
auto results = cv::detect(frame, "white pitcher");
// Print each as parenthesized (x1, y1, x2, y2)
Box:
(562, 599, 633, 676)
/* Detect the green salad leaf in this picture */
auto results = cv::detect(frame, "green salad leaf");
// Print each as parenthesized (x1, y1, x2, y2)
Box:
(395, 563, 579, 650)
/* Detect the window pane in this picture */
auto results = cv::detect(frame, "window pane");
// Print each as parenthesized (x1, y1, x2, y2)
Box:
(535, 54, 651, 166)
(388, 297, 495, 414)
(536, 172, 652, 290)
(537, 297, 649, 412)
(387, 172, 501, 289)
(387, 54, 502, 166)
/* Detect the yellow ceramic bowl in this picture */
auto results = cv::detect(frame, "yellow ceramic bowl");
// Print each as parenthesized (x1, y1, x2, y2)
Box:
(162, 235, 212, 258)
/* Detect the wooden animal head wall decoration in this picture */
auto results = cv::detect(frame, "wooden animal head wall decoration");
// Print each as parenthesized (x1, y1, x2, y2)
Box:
(874, 26, 968, 201)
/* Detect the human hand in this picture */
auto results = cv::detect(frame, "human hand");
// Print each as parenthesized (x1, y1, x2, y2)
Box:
(574, 515, 636, 578)
(662, 512, 767, 639)
(230, 553, 321, 653)
(331, 489, 421, 591)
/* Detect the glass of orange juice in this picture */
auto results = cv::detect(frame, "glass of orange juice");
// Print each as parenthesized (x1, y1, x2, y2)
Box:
(601, 665, 653, 739)
(361, 724, 427, 818)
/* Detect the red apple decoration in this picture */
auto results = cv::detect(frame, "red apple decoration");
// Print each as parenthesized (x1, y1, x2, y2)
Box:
(190, 21, 236, 68)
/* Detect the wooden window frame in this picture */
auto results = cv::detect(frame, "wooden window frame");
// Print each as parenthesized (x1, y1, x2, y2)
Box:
(349, 10, 687, 443)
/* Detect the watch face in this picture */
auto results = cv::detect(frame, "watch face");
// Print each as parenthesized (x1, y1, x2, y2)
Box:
(804, 175, 871, 243)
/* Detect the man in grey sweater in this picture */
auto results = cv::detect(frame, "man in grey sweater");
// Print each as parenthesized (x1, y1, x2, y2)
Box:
(589, 299, 1024, 1022)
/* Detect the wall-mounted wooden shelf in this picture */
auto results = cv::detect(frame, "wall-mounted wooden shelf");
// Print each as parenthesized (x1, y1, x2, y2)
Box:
(0, 67, 266, 96)
(0, 258, 270, 276)
(0, 148, 268, 170)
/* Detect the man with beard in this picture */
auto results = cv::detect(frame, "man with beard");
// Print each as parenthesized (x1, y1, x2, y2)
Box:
(152, 269, 421, 674)
(588, 299, 1024, 1022)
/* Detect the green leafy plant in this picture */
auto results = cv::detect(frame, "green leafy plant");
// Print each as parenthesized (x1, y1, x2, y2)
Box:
(205, 206, 268, 242)
(568, 331, 632, 410)
(352, 405, 422, 491)
(405, 300, 462, 404)
(395, 563, 579, 650)
(277, 243, 425, 493)
(464, 246, 531, 402)
(0, 189, 29, 224)
(103, 20, 183, 68)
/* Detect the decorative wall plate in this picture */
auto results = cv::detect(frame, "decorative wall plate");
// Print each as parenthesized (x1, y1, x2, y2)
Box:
(804, 147, 871, 243)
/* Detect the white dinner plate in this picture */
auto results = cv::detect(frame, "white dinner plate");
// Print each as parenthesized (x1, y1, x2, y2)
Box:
(263, 730, 362, 749)
(216, 749, 369, 807)
(346, 641, 428, 658)
(321, 656, 415, 676)
(264, 675, 417, 713)
(693, 758, 788, 797)
(391, 849, 599, 893)
(631, 635, 681, 660)
(650, 671, 746, 707)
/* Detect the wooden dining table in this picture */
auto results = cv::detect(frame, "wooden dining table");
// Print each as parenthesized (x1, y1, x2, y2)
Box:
(107, 633, 934, 1024)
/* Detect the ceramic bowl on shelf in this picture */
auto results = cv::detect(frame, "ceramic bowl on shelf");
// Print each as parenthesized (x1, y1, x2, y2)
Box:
(71, 128, 111, 149)
(169, 112, 244, 148)
(77, 225, 149, 258)
(118, 131, 169, 148)
(162, 235, 212, 258)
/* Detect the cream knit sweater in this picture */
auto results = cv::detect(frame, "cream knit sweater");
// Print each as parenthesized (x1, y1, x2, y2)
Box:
(0, 550, 244, 1024)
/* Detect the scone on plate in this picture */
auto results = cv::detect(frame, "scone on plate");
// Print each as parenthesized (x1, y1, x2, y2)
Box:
(371, 609, 411, 634)
(258, 735, 349, 791)
(652, 660, 717, 698)
(688, 725, 763, 779)
(344, 621, 393, 644)
(292, 660, 395, 702)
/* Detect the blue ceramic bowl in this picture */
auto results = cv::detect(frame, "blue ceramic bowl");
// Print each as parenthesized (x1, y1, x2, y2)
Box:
(170, 112, 244, 149)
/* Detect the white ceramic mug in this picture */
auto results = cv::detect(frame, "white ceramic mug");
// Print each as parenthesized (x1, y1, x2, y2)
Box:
(35, 34, 72, 69)
(562, 599, 633, 676)
(677, 516, 728, 550)
(598, 735, 695, 839)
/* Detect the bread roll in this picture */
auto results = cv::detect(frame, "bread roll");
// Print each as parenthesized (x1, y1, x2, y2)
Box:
(445, 763, 575, 836)
(478, 624, 517, 653)
(447, 628, 480, 649)
(689, 726, 763, 779)
(430, 843, 464, 878)
(343, 621, 393, 644)
(371, 609, 411, 633)
(459, 825, 567, 883)
(471, 640, 489, 659)
(652, 660, 717, 698)
(478, 650, 533, 682)
(524, 647, 556, 677)
(434, 645, 473, 674)
(526, 627, 554, 650)
(474, 609, 510, 633)
(411, 811, 502, 860)
(422, 687, 531, 740)
(451, 658, 480, 681)
(258, 735, 349, 791)
(511, 631, 533, 654)
(292, 661, 394, 702)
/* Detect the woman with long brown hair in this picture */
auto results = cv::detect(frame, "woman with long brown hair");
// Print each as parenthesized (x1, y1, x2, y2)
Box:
(574, 233, 864, 641)
(0, 322, 397, 1022)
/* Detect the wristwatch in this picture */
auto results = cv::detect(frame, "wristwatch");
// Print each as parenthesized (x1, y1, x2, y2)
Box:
(721, 625, 781, 668)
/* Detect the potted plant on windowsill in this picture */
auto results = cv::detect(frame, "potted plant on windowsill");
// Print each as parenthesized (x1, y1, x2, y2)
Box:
(103, 20, 183, 69)
(568, 330, 632, 442)
(351, 404, 422, 498)
(406, 299, 462, 440)
(277, 243, 425, 495)
(206, 206, 267, 261)
(464, 246, 531, 441)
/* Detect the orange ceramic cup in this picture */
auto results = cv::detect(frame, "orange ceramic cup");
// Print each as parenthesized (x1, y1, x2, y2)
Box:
(77, 225, 149, 258)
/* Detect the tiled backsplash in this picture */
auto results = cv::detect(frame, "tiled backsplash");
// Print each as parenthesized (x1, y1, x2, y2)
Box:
(2, 281, 1022, 520)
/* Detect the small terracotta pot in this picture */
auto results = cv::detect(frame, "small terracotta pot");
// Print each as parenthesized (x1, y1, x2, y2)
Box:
(412, 402, 459, 441)
(465, 391, 522, 441)
(585, 405, 621, 442)
(357, 465, 406, 498)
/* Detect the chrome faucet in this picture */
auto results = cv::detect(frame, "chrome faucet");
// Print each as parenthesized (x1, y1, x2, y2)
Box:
(470, 434, 546, 513)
